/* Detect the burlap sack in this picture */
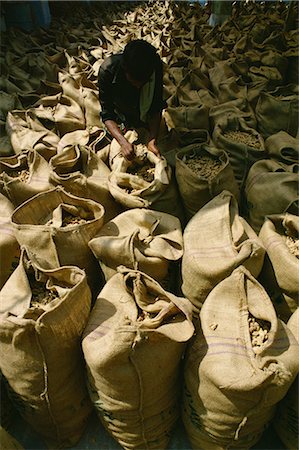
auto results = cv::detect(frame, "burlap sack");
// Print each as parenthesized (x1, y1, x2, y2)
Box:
(208, 60, 237, 97)
(182, 191, 265, 312)
(265, 131, 299, 165)
(258, 214, 299, 322)
(11, 187, 105, 296)
(58, 72, 103, 128)
(175, 128, 210, 147)
(0, 136, 14, 158)
(164, 105, 210, 131)
(0, 150, 53, 207)
(0, 250, 92, 448)
(89, 208, 183, 282)
(284, 47, 298, 85)
(6, 110, 60, 156)
(0, 193, 20, 290)
(183, 266, 299, 449)
(259, 49, 288, 79)
(108, 131, 184, 222)
(216, 76, 247, 104)
(245, 159, 299, 233)
(175, 143, 239, 221)
(246, 78, 270, 109)
(87, 127, 110, 153)
(209, 98, 257, 130)
(168, 85, 217, 113)
(50, 145, 121, 223)
(273, 308, 299, 450)
(82, 267, 194, 450)
(0, 91, 22, 127)
(249, 65, 283, 83)
(56, 129, 90, 153)
(255, 84, 299, 138)
(212, 116, 265, 189)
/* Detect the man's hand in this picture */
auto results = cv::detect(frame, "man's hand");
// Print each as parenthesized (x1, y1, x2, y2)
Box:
(147, 138, 161, 158)
(121, 141, 135, 160)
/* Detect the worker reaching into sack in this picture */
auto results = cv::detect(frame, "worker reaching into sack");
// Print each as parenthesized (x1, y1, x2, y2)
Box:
(98, 39, 166, 160)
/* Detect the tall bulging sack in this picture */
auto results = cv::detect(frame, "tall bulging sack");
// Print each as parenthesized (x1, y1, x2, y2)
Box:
(245, 159, 299, 233)
(212, 116, 265, 189)
(265, 131, 299, 165)
(49, 144, 121, 223)
(183, 266, 299, 450)
(182, 191, 265, 312)
(11, 187, 105, 296)
(0, 250, 92, 448)
(175, 143, 239, 221)
(88, 208, 183, 283)
(258, 214, 299, 322)
(108, 130, 170, 209)
(82, 268, 194, 450)
(255, 84, 299, 138)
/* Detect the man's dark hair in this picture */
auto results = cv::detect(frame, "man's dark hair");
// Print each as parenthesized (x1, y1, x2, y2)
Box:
(123, 40, 157, 83)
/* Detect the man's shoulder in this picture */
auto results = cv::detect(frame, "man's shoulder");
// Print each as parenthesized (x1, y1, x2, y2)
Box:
(101, 53, 123, 73)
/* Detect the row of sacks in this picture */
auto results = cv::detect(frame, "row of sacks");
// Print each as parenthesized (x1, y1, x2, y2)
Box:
(1, 127, 298, 290)
(162, 1, 298, 132)
(160, 129, 298, 230)
(0, 191, 298, 449)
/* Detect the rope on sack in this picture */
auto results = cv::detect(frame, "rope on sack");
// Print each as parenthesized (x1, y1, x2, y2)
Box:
(35, 330, 61, 444)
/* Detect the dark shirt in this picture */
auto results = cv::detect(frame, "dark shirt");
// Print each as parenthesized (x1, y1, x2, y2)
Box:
(98, 53, 166, 128)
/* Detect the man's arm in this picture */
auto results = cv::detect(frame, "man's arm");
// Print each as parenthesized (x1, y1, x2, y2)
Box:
(147, 111, 162, 157)
(146, 58, 166, 157)
(99, 64, 134, 160)
(104, 119, 135, 161)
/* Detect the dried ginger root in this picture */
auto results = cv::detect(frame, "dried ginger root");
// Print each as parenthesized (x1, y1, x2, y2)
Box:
(182, 151, 223, 180)
(285, 236, 299, 258)
(248, 313, 271, 354)
(223, 130, 261, 149)
(30, 278, 59, 309)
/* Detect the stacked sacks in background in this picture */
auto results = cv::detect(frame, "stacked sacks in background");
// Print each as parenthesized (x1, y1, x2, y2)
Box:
(183, 266, 299, 449)
(82, 268, 194, 450)
(0, 249, 93, 448)
(181, 191, 265, 314)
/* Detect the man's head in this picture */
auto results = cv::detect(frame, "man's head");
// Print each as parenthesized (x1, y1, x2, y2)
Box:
(123, 40, 157, 88)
